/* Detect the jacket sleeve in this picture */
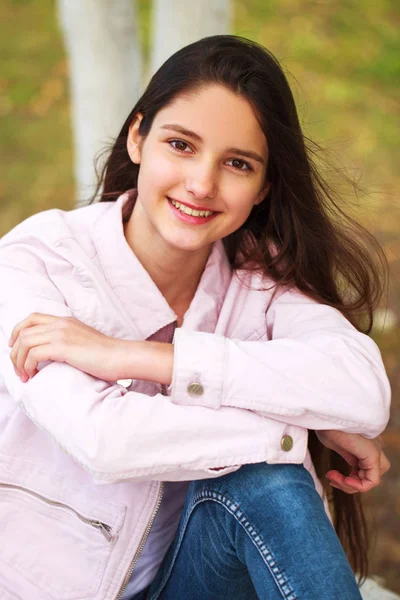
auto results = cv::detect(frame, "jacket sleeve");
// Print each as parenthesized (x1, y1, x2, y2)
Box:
(0, 240, 307, 483)
(170, 287, 391, 438)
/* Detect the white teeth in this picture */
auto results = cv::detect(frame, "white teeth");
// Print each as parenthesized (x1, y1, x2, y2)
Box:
(169, 198, 215, 218)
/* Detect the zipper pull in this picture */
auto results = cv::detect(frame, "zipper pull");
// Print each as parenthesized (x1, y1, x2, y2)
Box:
(91, 521, 115, 542)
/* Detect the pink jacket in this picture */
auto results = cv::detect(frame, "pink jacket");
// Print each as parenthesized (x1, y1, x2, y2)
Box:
(0, 191, 391, 599)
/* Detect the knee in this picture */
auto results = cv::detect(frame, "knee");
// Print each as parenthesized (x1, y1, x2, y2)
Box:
(234, 462, 311, 490)
(189, 463, 319, 523)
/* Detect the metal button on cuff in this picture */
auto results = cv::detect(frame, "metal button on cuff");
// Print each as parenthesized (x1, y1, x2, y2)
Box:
(187, 382, 204, 396)
(281, 435, 293, 452)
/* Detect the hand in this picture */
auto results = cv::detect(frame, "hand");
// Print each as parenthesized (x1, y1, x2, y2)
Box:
(316, 430, 390, 494)
(9, 312, 128, 383)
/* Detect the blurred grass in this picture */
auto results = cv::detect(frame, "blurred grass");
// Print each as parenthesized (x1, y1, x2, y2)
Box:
(0, 0, 399, 591)
(0, 0, 74, 227)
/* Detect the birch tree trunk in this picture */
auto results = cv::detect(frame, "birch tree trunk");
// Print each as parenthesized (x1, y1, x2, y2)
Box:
(57, 0, 142, 205)
(149, 0, 232, 78)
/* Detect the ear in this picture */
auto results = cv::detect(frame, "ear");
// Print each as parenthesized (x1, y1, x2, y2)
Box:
(254, 180, 271, 206)
(127, 113, 144, 164)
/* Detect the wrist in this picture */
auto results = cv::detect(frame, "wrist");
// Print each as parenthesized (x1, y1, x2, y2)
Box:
(117, 339, 173, 384)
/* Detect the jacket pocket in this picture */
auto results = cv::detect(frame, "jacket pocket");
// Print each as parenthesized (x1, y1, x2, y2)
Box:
(0, 471, 125, 600)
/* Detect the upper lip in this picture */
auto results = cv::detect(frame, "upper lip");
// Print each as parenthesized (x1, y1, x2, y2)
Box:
(168, 197, 219, 212)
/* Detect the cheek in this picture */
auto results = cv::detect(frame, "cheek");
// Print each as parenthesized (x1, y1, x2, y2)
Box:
(227, 191, 259, 222)
(138, 151, 181, 193)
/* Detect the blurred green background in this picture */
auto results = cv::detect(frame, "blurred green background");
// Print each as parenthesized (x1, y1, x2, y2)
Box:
(0, 0, 399, 591)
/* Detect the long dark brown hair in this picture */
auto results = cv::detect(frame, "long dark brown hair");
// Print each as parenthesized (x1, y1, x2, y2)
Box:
(89, 35, 388, 583)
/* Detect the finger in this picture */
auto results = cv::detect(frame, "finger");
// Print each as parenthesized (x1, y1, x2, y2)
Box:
(357, 469, 367, 480)
(360, 465, 381, 487)
(9, 336, 26, 379)
(328, 480, 358, 495)
(331, 471, 372, 493)
(326, 469, 360, 483)
(326, 469, 372, 494)
(24, 345, 54, 378)
(358, 446, 382, 487)
(326, 469, 342, 483)
(15, 337, 31, 381)
(9, 315, 40, 346)
(15, 330, 37, 378)
(326, 470, 360, 489)
(9, 313, 60, 347)
(342, 476, 376, 493)
(15, 329, 54, 379)
(9, 328, 35, 375)
(380, 452, 390, 475)
(24, 347, 40, 379)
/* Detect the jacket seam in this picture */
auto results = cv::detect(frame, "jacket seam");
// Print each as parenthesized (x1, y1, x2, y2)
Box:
(226, 397, 386, 431)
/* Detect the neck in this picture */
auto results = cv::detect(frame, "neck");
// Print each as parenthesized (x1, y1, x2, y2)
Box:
(123, 201, 212, 310)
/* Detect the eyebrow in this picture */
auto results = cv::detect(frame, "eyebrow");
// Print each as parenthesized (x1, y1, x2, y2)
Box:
(160, 124, 266, 165)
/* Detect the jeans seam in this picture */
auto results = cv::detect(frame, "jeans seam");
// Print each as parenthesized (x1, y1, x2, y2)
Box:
(148, 487, 297, 600)
(195, 489, 297, 600)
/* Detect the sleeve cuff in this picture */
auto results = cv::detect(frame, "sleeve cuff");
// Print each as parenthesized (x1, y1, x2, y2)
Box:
(170, 328, 226, 409)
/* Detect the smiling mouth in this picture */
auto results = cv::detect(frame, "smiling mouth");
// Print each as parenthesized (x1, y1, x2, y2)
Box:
(167, 197, 217, 218)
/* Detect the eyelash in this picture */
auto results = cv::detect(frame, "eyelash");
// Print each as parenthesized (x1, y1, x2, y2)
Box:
(167, 139, 253, 172)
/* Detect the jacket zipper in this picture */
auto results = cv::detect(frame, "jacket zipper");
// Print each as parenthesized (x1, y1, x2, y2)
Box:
(0, 482, 115, 542)
(115, 482, 164, 600)
(116, 319, 177, 600)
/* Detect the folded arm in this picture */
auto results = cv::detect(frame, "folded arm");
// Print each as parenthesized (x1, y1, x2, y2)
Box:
(170, 288, 391, 438)
(0, 241, 306, 483)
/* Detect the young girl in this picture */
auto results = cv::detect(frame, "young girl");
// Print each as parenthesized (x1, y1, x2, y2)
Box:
(0, 35, 391, 600)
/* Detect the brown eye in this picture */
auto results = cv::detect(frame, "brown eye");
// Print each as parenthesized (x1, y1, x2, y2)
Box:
(227, 158, 252, 172)
(169, 140, 191, 152)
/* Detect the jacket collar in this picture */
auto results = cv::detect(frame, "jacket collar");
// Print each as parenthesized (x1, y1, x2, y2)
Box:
(91, 190, 232, 339)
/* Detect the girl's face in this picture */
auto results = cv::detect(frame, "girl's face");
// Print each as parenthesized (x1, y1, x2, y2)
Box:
(127, 84, 270, 255)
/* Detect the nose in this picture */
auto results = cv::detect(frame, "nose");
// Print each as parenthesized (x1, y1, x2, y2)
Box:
(185, 158, 218, 200)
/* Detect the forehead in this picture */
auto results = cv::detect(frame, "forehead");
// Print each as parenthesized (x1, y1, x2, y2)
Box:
(152, 85, 267, 154)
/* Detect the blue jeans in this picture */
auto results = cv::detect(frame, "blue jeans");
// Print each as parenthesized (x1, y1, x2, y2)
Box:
(131, 463, 362, 599)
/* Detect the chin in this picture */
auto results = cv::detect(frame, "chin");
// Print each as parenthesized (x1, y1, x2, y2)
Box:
(162, 233, 211, 254)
